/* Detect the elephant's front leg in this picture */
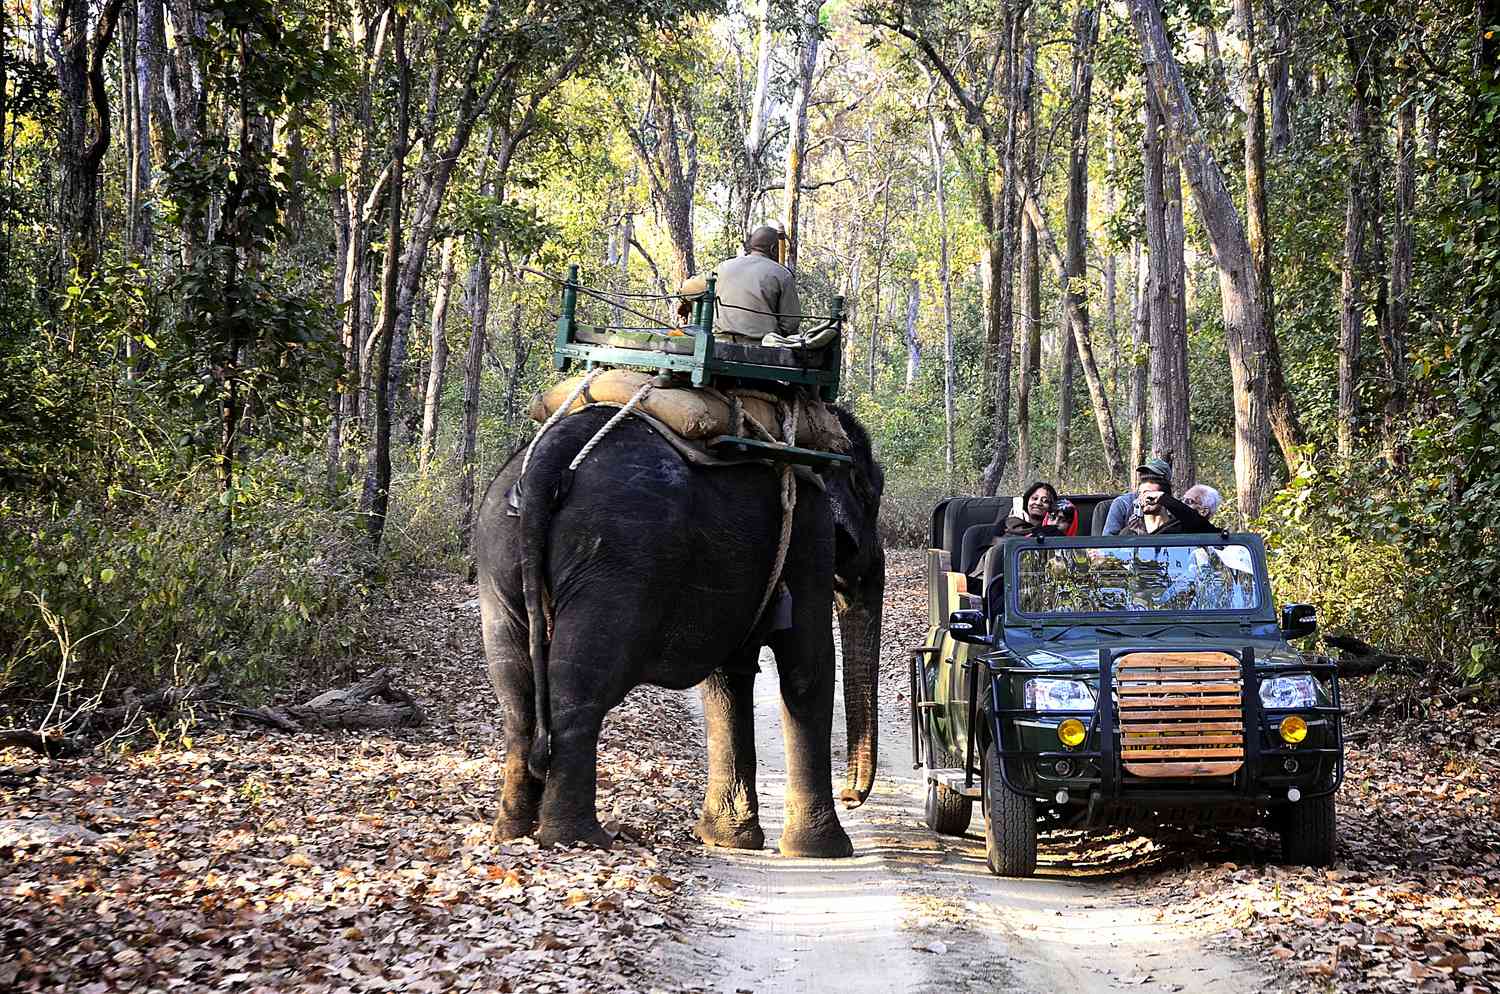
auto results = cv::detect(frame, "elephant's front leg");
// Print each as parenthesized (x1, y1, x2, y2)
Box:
(771, 629, 854, 858)
(694, 661, 766, 850)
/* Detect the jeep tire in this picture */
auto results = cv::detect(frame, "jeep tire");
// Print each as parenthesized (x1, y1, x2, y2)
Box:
(982, 741, 1037, 877)
(924, 778, 973, 836)
(1278, 795, 1336, 866)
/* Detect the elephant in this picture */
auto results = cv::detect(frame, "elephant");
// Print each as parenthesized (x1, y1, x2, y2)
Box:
(473, 403, 884, 858)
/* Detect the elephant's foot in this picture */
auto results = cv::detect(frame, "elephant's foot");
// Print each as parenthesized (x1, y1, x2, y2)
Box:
(492, 778, 542, 842)
(534, 818, 616, 851)
(778, 806, 854, 859)
(694, 813, 766, 851)
(490, 812, 536, 842)
(695, 783, 765, 850)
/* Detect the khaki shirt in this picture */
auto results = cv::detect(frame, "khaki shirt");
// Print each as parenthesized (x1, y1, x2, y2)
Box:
(710, 253, 800, 342)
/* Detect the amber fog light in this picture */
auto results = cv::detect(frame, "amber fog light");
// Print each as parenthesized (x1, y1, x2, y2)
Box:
(1279, 715, 1308, 744)
(1058, 719, 1087, 748)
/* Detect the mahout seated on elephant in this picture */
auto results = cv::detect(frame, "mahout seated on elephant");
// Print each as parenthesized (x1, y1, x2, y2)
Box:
(473, 403, 884, 858)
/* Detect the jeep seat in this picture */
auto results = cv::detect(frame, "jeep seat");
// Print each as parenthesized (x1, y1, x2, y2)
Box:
(1091, 496, 1115, 536)
(959, 522, 1000, 579)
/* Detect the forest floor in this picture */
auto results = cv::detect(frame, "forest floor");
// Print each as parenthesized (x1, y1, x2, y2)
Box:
(0, 574, 710, 993)
(2, 554, 1497, 994)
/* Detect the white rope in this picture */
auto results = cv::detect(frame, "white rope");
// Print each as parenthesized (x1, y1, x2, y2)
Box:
(522, 368, 604, 478)
(568, 380, 656, 471)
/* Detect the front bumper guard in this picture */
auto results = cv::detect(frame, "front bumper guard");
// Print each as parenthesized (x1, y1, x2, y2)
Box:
(976, 647, 1345, 806)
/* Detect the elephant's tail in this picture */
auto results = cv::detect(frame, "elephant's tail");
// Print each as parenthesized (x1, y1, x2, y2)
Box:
(519, 442, 566, 781)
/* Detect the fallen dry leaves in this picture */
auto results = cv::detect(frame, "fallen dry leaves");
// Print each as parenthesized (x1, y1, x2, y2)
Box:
(0, 573, 708, 993)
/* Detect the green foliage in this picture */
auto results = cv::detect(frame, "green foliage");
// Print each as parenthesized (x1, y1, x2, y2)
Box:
(0, 475, 380, 702)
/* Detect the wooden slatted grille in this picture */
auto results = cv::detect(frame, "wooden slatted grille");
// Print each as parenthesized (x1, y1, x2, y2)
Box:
(1115, 651, 1245, 778)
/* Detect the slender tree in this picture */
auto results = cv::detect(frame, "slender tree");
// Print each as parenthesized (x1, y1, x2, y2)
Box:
(1131, 0, 1273, 515)
(365, 9, 408, 549)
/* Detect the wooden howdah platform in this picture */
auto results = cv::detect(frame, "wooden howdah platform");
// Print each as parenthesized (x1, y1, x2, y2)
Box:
(550, 264, 843, 401)
(547, 264, 851, 470)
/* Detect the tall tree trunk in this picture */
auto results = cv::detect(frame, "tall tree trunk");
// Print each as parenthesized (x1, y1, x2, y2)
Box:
(1052, 4, 1123, 484)
(1016, 38, 1040, 480)
(1238, 0, 1304, 475)
(782, 1, 821, 271)
(1132, 0, 1273, 517)
(164, 0, 205, 260)
(1104, 135, 1120, 401)
(737, 1, 774, 237)
(1337, 29, 1375, 456)
(456, 239, 492, 550)
(979, 7, 1025, 495)
(621, 77, 698, 284)
(1017, 210, 1041, 481)
(1387, 88, 1415, 456)
(420, 235, 459, 474)
(1142, 93, 1190, 477)
(1265, 0, 1293, 152)
(866, 175, 892, 393)
(902, 278, 920, 390)
(365, 12, 407, 550)
(929, 110, 957, 477)
(55, 0, 126, 286)
(1129, 237, 1149, 471)
(1054, 323, 1077, 480)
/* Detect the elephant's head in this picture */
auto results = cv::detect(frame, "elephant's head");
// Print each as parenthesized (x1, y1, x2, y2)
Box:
(827, 407, 885, 808)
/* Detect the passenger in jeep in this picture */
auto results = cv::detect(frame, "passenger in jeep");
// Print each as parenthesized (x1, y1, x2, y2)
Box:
(1120, 478, 1217, 535)
(969, 480, 1066, 586)
(1102, 456, 1174, 535)
(1003, 480, 1068, 538)
(1182, 483, 1223, 520)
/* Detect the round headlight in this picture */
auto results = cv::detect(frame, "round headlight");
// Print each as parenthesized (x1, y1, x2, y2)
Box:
(1058, 718, 1087, 748)
(1279, 715, 1308, 744)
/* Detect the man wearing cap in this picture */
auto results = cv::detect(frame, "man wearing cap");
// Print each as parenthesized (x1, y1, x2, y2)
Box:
(707, 226, 801, 344)
(1102, 457, 1174, 536)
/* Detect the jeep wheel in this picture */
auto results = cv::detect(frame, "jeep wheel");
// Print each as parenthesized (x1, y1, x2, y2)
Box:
(924, 777, 973, 836)
(1278, 795, 1336, 866)
(982, 741, 1037, 877)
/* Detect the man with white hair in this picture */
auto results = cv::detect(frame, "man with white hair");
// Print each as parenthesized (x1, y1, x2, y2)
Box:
(1181, 484, 1223, 521)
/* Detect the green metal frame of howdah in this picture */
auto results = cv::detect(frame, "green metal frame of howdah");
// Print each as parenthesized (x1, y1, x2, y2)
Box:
(550, 263, 845, 402)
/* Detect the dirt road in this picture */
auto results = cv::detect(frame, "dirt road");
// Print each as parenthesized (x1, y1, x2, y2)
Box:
(652, 651, 1270, 994)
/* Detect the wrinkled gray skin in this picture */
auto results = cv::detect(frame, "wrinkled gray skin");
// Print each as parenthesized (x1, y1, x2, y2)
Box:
(473, 406, 884, 857)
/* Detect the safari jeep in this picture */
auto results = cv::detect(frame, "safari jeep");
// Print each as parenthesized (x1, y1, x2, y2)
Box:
(910, 496, 1344, 877)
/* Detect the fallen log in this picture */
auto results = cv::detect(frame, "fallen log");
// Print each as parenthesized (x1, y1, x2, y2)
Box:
(1320, 635, 1434, 677)
(0, 730, 84, 759)
(233, 668, 425, 732)
(0, 683, 220, 757)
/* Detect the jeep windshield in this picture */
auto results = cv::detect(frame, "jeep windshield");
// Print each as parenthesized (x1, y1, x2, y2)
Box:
(1015, 542, 1261, 616)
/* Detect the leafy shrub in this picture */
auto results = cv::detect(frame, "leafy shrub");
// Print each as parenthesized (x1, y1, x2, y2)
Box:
(1260, 457, 1493, 675)
(0, 469, 381, 706)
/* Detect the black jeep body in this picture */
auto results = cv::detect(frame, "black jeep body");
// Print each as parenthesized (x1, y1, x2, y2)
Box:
(910, 495, 1344, 877)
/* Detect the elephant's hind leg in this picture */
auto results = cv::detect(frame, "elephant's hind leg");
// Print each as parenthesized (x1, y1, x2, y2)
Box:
(694, 661, 766, 851)
(481, 597, 544, 841)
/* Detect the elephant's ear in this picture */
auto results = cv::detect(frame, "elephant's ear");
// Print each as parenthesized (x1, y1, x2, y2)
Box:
(828, 406, 884, 576)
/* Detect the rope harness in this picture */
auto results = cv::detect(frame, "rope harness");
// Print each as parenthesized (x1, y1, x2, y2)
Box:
(524, 376, 803, 637)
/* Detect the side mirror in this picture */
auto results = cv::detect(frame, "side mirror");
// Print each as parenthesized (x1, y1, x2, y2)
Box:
(948, 609, 990, 645)
(1281, 603, 1317, 641)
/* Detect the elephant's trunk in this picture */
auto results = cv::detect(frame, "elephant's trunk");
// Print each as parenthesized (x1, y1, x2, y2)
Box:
(837, 548, 885, 808)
